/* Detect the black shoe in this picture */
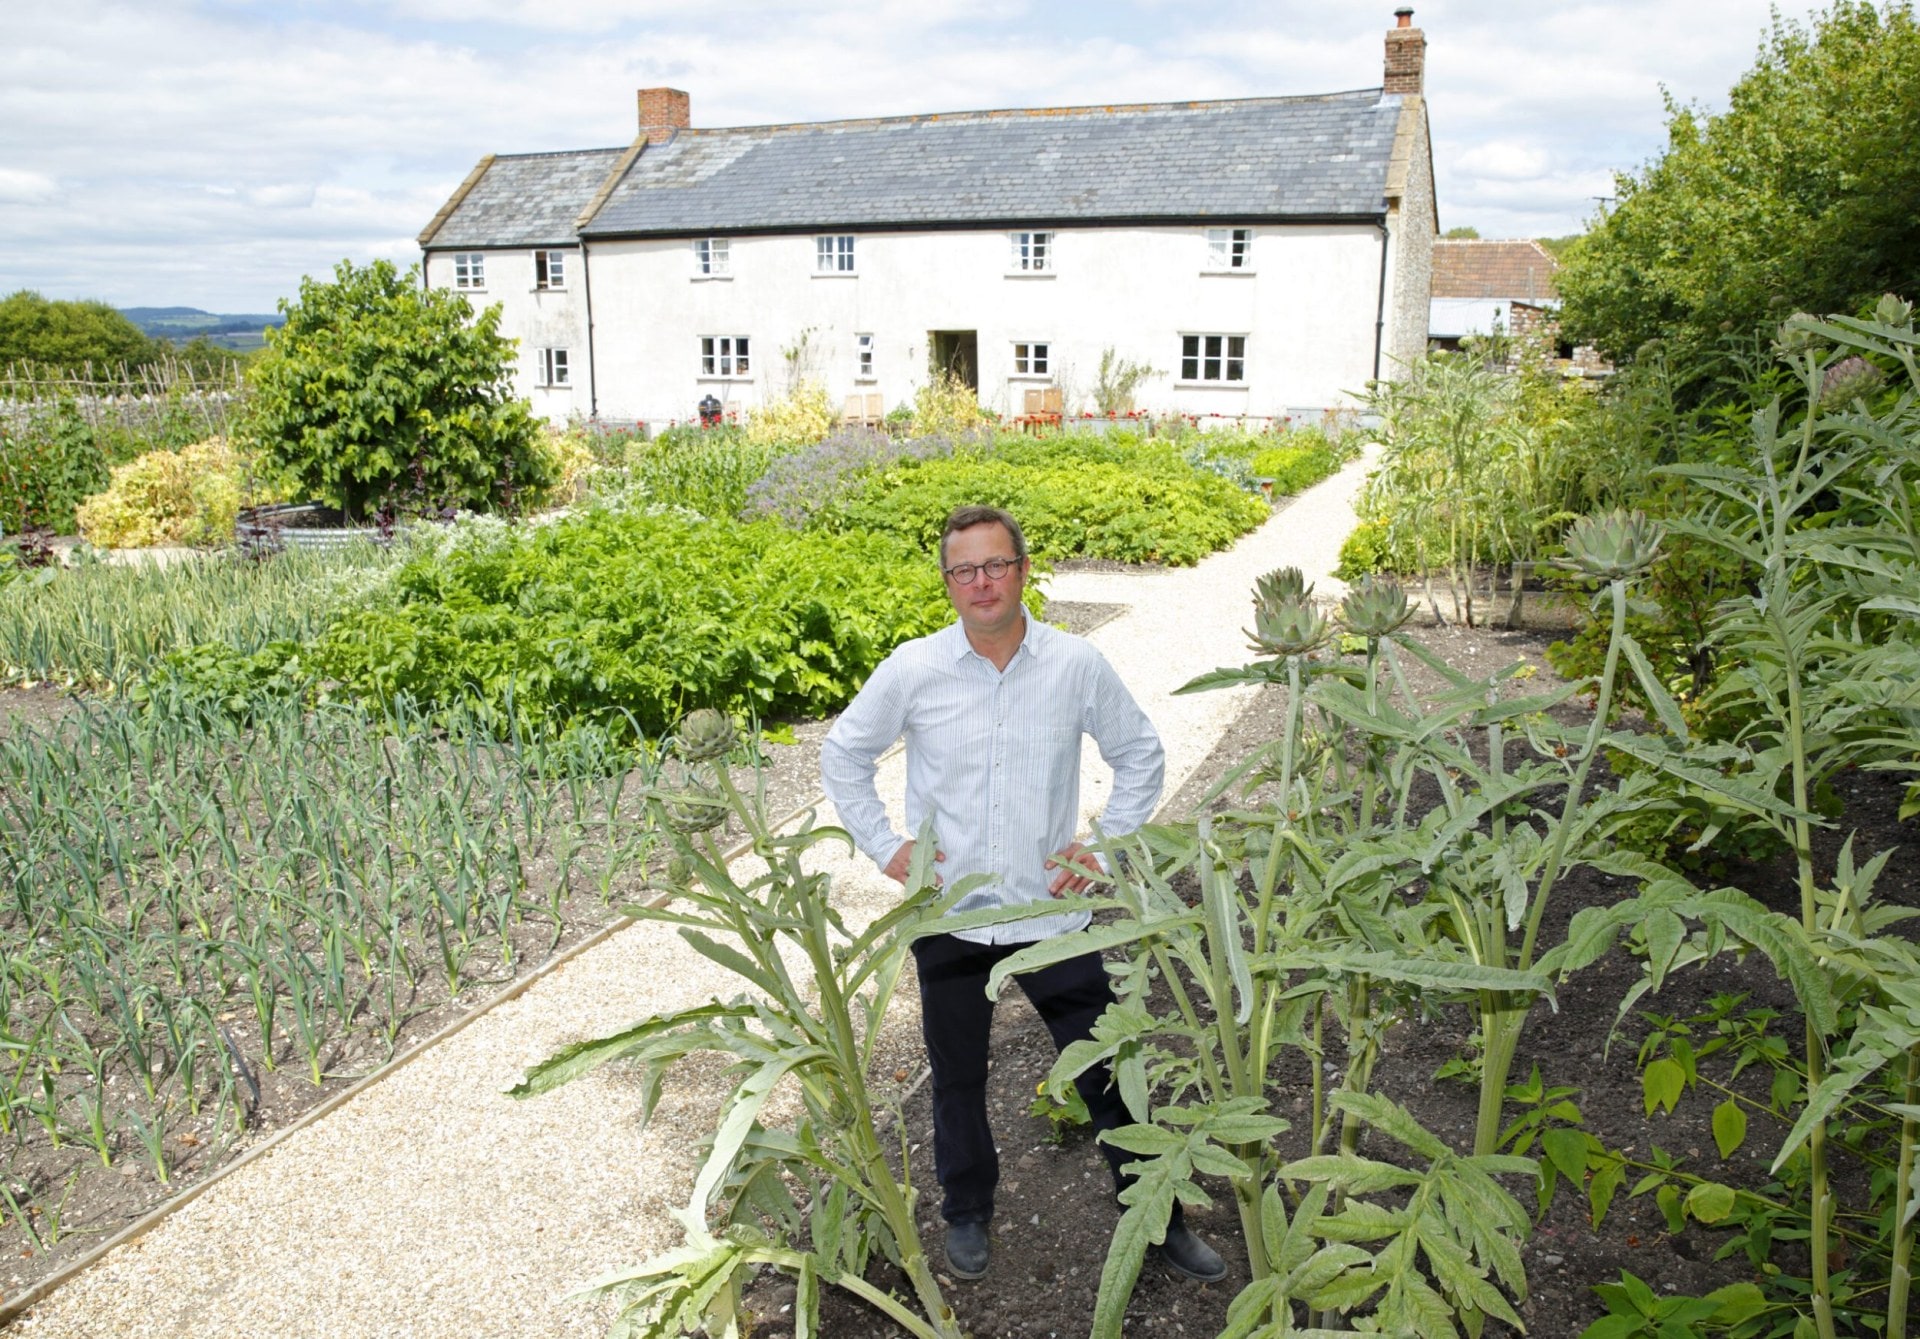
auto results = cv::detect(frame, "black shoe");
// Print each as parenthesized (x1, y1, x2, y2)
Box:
(1155, 1222, 1227, 1282)
(944, 1221, 990, 1279)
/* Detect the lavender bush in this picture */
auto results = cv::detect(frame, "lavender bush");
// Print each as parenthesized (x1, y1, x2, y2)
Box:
(742, 425, 990, 527)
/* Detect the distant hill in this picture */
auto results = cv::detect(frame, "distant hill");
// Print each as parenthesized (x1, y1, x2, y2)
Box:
(119, 306, 285, 353)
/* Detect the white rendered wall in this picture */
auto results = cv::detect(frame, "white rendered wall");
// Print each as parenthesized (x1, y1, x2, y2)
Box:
(579, 224, 1387, 429)
(421, 247, 593, 421)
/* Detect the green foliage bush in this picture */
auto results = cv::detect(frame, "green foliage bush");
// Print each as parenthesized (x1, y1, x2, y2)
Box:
(1559, 1, 1920, 370)
(911, 370, 993, 435)
(310, 509, 968, 735)
(0, 290, 158, 370)
(822, 454, 1267, 565)
(614, 425, 788, 519)
(75, 437, 290, 548)
(744, 382, 835, 449)
(245, 259, 550, 521)
(0, 402, 111, 532)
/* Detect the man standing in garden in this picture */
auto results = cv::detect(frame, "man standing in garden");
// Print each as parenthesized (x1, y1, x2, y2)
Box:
(820, 504, 1228, 1285)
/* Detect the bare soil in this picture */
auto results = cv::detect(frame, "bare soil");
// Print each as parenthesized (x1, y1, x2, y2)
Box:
(737, 622, 1918, 1339)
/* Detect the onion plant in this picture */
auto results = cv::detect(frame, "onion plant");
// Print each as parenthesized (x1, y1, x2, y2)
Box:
(514, 710, 1061, 1339)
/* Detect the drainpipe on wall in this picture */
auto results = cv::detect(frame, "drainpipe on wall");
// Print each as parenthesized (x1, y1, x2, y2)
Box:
(580, 240, 598, 420)
(1372, 215, 1391, 382)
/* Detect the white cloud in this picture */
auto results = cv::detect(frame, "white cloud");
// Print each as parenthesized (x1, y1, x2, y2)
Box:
(0, 169, 59, 205)
(0, 0, 1835, 309)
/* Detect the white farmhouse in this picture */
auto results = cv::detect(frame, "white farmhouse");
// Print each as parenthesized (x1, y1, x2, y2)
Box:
(418, 10, 1437, 429)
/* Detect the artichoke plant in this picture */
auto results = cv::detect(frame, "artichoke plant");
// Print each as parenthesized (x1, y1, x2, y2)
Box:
(1340, 578, 1413, 641)
(1560, 509, 1662, 581)
(658, 756, 727, 834)
(675, 707, 738, 762)
(1254, 565, 1312, 615)
(1248, 597, 1331, 658)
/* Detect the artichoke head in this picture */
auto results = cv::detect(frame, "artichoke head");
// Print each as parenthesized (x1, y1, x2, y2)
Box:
(658, 757, 729, 834)
(1249, 598, 1331, 657)
(1339, 578, 1413, 639)
(1254, 566, 1312, 617)
(675, 708, 738, 762)
(1562, 509, 1662, 581)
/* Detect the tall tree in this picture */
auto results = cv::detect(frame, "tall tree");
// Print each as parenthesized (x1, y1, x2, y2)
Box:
(245, 259, 549, 520)
(1558, 1, 1920, 367)
(0, 290, 160, 370)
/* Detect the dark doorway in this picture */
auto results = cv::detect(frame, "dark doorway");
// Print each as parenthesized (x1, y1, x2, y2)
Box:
(928, 330, 979, 391)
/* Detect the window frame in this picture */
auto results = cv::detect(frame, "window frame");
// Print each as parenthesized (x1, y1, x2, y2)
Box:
(855, 332, 875, 380)
(692, 237, 731, 278)
(452, 252, 486, 290)
(814, 234, 857, 274)
(700, 335, 752, 378)
(1011, 341, 1052, 377)
(1204, 228, 1253, 272)
(1179, 333, 1248, 385)
(1009, 231, 1053, 274)
(533, 249, 567, 290)
(537, 347, 571, 387)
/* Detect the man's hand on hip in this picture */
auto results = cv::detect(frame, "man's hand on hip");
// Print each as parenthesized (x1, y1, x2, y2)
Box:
(885, 839, 945, 887)
(1045, 841, 1102, 896)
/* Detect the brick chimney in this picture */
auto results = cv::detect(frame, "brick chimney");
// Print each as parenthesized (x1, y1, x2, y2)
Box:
(1384, 8, 1425, 95)
(638, 87, 690, 144)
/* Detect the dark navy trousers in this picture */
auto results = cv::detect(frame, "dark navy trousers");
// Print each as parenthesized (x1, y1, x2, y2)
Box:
(911, 930, 1182, 1231)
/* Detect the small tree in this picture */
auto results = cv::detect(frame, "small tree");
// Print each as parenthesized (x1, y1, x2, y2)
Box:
(1092, 347, 1158, 415)
(245, 259, 549, 520)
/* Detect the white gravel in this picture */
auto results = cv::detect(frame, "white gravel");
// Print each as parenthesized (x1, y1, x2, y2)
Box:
(10, 451, 1372, 1338)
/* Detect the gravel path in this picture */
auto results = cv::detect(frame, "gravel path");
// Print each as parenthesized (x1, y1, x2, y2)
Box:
(9, 452, 1372, 1338)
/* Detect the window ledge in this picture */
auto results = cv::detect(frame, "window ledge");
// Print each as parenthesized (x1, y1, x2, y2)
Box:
(854, 375, 879, 383)
(690, 274, 733, 282)
(1173, 381, 1250, 390)
(697, 375, 753, 383)
(531, 287, 569, 294)
(811, 271, 858, 279)
(1007, 373, 1054, 381)
(1005, 271, 1056, 279)
(1199, 269, 1257, 277)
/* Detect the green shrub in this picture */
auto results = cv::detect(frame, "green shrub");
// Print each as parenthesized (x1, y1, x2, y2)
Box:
(310, 509, 974, 735)
(0, 402, 111, 532)
(823, 455, 1267, 566)
(1334, 518, 1398, 579)
(1249, 442, 1339, 496)
(615, 425, 787, 519)
(75, 437, 289, 548)
(244, 259, 550, 520)
(912, 370, 993, 436)
(745, 382, 835, 449)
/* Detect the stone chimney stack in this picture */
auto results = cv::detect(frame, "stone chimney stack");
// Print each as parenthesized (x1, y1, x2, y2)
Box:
(638, 88, 691, 144)
(1384, 9, 1425, 95)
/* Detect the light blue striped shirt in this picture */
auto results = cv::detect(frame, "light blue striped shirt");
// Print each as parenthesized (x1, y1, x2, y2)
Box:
(820, 613, 1165, 945)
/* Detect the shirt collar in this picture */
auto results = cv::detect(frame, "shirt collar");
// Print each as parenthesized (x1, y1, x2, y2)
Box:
(946, 608, 1044, 663)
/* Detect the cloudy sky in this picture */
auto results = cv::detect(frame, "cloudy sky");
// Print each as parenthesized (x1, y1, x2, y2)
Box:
(0, 0, 1822, 314)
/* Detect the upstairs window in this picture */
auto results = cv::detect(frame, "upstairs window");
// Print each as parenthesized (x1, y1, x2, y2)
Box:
(1009, 231, 1053, 273)
(815, 235, 856, 273)
(1181, 334, 1246, 383)
(1012, 342, 1050, 376)
(856, 332, 875, 379)
(1206, 228, 1252, 270)
(693, 238, 730, 276)
(534, 249, 567, 289)
(701, 336, 750, 377)
(538, 348, 570, 387)
(452, 253, 486, 289)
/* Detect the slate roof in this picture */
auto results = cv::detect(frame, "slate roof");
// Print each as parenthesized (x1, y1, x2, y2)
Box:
(424, 148, 625, 249)
(1431, 239, 1559, 301)
(425, 90, 1410, 248)
(585, 91, 1405, 237)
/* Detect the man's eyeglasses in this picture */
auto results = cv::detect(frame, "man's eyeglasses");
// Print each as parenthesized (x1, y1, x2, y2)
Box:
(943, 556, 1023, 585)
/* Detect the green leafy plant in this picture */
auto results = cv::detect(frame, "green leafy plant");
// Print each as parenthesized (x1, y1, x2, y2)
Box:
(1091, 347, 1159, 415)
(244, 258, 551, 521)
(75, 436, 289, 548)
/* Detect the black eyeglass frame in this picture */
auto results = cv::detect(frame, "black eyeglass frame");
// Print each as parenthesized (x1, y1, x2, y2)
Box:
(941, 555, 1026, 585)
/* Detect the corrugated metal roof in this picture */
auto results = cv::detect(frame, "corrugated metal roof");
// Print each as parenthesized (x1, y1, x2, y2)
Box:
(583, 91, 1404, 236)
(425, 148, 625, 249)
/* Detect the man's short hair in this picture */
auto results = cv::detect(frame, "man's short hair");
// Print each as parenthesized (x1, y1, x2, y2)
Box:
(940, 506, 1027, 568)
